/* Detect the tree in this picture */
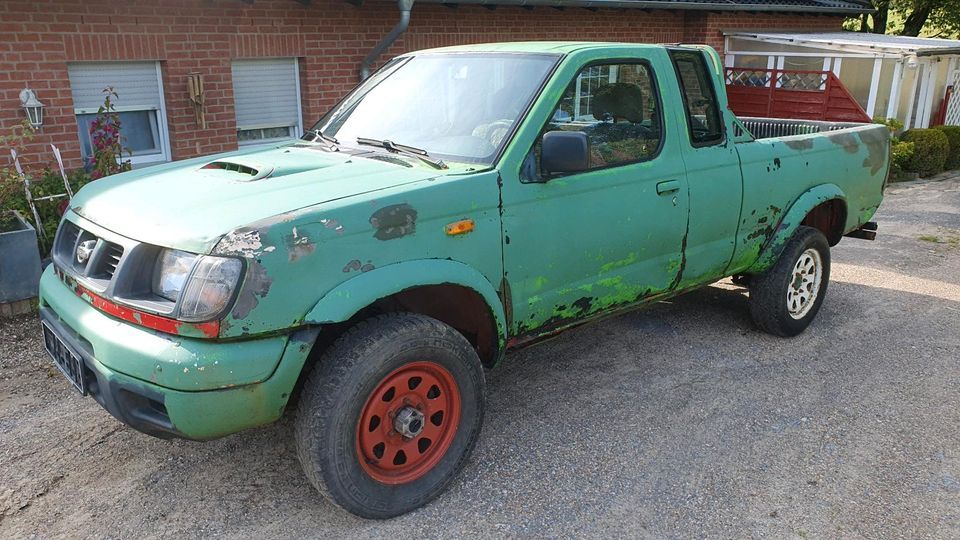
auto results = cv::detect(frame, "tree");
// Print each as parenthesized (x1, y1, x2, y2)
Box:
(853, 0, 960, 37)
(856, 0, 889, 34)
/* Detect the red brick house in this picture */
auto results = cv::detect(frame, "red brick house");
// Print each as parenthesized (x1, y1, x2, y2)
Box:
(1, 0, 870, 171)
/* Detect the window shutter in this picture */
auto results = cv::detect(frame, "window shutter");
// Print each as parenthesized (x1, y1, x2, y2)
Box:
(67, 62, 162, 111)
(232, 58, 300, 131)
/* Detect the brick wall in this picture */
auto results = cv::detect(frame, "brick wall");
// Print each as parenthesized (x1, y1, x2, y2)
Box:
(0, 0, 844, 171)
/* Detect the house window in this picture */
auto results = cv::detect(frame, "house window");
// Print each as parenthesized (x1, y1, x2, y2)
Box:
(232, 58, 303, 145)
(67, 62, 171, 166)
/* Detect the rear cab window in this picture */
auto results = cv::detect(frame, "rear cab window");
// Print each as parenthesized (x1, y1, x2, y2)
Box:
(669, 49, 724, 147)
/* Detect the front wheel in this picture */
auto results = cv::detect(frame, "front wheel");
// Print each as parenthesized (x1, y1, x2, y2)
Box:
(748, 226, 831, 337)
(295, 313, 485, 519)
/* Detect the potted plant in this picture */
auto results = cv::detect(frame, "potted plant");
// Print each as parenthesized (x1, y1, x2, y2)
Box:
(0, 210, 42, 317)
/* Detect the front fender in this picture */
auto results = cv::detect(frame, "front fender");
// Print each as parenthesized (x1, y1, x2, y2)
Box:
(749, 184, 846, 273)
(303, 258, 507, 342)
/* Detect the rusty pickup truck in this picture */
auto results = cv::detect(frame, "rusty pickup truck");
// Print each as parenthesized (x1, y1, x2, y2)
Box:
(38, 42, 888, 517)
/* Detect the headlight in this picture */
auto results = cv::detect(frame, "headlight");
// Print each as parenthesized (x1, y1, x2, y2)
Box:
(153, 249, 197, 301)
(152, 249, 243, 321)
(178, 256, 243, 321)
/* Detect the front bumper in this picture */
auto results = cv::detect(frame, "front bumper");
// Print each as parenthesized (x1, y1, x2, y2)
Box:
(38, 266, 318, 440)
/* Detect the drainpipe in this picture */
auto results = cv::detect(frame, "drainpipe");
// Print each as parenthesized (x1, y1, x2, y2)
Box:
(360, 0, 414, 82)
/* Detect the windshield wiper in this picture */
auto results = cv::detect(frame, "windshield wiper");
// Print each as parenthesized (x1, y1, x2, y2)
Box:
(356, 137, 447, 170)
(302, 129, 340, 150)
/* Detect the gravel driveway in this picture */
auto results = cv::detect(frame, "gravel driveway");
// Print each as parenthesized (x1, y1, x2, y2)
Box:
(2, 177, 959, 539)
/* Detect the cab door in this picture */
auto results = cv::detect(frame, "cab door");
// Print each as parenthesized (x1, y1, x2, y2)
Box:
(667, 48, 744, 285)
(498, 50, 690, 339)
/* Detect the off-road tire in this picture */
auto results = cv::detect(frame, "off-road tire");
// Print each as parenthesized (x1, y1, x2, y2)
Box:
(295, 313, 485, 519)
(749, 225, 831, 337)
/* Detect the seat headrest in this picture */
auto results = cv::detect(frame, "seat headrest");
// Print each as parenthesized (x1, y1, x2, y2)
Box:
(591, 83, 644, 123)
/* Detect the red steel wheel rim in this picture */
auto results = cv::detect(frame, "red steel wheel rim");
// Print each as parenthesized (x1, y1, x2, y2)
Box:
(356, 361, 462, 484)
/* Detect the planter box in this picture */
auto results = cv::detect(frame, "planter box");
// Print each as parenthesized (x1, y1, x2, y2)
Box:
(0, 211, 42, 312)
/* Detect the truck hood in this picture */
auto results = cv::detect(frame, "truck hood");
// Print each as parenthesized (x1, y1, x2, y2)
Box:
(70, 143, 445, 253)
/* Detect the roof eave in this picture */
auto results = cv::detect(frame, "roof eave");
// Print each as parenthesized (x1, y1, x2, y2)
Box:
(414, 0, 873, 15)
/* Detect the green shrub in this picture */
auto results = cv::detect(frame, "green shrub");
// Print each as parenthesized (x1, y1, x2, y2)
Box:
(873, 117, 904, 135)
(899, 128, 949, 177)
(1, 121, 93, 255)
(933, 125, 960, 170)
(1, 167, 93, 253)
(890, 140, 915, 176)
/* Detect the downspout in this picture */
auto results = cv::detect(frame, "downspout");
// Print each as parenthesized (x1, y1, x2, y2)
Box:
(360, 0, 414, 82)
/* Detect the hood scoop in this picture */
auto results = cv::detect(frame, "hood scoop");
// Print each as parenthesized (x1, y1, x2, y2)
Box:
(199, 159, 275, 182)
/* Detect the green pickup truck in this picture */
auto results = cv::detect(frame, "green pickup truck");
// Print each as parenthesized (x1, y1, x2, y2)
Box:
(38, 42, 888, 517)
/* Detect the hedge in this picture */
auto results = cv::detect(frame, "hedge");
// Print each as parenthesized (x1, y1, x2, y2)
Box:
(899, 128, 949, 177)
(933, 125, 960, 170)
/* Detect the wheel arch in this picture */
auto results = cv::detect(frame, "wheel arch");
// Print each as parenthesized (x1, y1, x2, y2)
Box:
(302, 259, 507, 367)
(750, 184, 846, 273)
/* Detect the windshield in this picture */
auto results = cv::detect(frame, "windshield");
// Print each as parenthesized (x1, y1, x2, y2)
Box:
(311, 53, 559, 165)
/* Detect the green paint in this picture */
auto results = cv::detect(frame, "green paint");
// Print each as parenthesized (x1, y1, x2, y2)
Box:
(38, 42, 888, 440)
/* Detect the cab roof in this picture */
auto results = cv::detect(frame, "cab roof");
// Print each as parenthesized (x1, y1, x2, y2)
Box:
(410, 41, 674, 56)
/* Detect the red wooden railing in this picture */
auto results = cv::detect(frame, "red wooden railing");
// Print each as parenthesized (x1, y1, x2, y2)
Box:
(725, 68, 871, 123)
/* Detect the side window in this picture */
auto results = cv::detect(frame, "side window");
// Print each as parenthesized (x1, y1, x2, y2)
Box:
(669, 50, 723, 146)
(524, 62, 662, 180)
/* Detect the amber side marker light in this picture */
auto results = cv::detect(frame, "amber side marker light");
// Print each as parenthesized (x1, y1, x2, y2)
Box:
(445, 219, 475, 236)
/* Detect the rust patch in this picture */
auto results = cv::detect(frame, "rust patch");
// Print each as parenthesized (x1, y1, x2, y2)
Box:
(370, 204, 417, 240)
(232, 260, 273, 319)
(320, 218, 344, 234)
(284, 226, 315, 262)
(826, 131, 860, 154)
(342, 259, 374, 273)
(784, 138, 814, 151)
(572, 297, 593, 313)
(859, 128, 890, 176)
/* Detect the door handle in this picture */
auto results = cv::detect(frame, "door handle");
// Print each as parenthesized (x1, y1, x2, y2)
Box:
(656, 179, 680, 195)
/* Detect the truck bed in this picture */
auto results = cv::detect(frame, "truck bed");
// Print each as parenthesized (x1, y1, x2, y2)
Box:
(737, 116, 866, 140)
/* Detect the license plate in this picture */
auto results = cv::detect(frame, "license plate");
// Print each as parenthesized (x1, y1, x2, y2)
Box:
(41, 321, 87, 395)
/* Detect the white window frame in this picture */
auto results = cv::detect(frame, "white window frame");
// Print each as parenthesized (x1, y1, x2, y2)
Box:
(234, 58, 303, 147)
(72, 62, 171, 167)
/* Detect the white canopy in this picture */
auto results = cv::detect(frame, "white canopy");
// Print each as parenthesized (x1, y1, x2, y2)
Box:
(726, 31, 960, 58)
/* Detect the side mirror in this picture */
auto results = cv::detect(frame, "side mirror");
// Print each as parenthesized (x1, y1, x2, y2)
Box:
(541, 131, 589, 176)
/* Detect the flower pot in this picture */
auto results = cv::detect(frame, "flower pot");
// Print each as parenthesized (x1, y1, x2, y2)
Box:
(0, 210, 42, 316)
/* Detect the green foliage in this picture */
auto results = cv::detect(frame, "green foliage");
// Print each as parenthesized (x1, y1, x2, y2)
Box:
(1, 120, 92, 255)
(899, 128, 950, 177)
(932, 125, 960, 170)
(847, 0, 960, 37)
(890, 140, 915, 176)
(1, 167, 93, 252)
(88, 87, 133, 179)
(873, 116, 904, 135)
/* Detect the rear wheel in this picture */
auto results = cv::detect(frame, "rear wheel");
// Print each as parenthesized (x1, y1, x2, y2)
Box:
(749, 226, 831, 337)
(295, 313, 485, 519)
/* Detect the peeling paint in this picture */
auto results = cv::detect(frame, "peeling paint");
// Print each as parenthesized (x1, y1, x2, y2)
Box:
(320, 218, 344, 234)
(285, 227, 316, 262)
(826, 131, 860, 154)
(232, 261, 273, 319)
(784, 138, 814, 151)
(370, 204, 417, 240)
(859, 127, 890, 176)
(216, 228, 264, 257)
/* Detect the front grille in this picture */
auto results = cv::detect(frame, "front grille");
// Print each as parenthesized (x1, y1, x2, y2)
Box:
(53, 221, 125, 285)
(93, 243, 124, 280)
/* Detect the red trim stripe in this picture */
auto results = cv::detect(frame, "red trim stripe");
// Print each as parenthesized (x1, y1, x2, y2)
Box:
(56, 267, 219, 338)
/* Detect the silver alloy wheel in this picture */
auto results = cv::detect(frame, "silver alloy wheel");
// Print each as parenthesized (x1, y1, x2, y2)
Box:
(786, 248, 823, 320)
